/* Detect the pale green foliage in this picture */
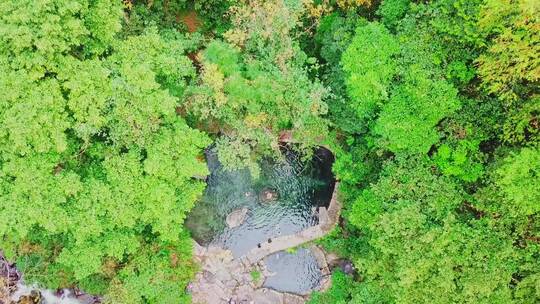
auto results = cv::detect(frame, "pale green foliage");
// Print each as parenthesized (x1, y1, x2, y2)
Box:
(187, 2, 329, 172)
(350, 156, 462, 229)
(474, 0, 540, 145)
(224, 0, 306, 65)
(497, 147, 540, 216)
(112, 235, 196, 304)
(341, 23, 399, 124)
(477, 0, 540, 103)
(0, 0, 122, 75)
(377, 0, 410, 28)
(364, 213, 515, 303)
(473, 161, 540, 304)
(502, 97, 540, 145)
(0, 68, 70, 155)
(342, 22, 460, 155)
(349, 157, 516, 303)
(56, 57, 112, 141)
(373, 69, 459, 154)
(420, 0, 484, 47)
(104, 31, 195, 147)
(433, 139, 484, 182)
(320, 0, 540, 303)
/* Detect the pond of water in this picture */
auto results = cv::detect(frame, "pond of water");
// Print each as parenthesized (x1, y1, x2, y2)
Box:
(186, 145, 335, 255)
(262, 248, 323, 295)
(185, 145, 335, 294)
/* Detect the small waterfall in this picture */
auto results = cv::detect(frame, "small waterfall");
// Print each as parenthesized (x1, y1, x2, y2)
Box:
(10, 283, 96, 304)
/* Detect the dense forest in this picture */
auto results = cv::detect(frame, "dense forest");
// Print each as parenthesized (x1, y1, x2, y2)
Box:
(0, 0, 538, 303)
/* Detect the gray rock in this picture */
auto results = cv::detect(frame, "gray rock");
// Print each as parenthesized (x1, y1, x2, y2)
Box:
(283, 293, 305, 304)
(252, 288, 284, 304)
(325, 252, 340, 266)
(215, 268, 233, 282)
(318, 276, 332, 292)
(224, 279, 238, 288)
(318, 207, 330, 226)
(226, 207, 249, 228)
(310, 246, 328, 269)
(203, 270, 216, 283)
(234, 284, 255, 302)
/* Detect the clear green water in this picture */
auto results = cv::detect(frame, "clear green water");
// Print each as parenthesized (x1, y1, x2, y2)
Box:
(185, 145, 335, 294)
(186, 145, 335, 256)
(262, 248, 323, 294)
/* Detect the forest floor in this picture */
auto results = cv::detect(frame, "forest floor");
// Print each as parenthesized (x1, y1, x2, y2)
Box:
(179, 10, 201, 33)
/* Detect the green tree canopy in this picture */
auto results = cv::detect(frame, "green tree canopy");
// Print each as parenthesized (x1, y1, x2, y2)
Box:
(348, 156, 516, 303)
(342, 21, 460, 155)
(0, 1, 210, 302)
(496, 146, 540, 216)
(184, 0, 329, 174)
(477, 0, 540, 103)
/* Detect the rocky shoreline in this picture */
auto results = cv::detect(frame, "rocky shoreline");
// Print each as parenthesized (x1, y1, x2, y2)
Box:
(189, 243, 337, 304)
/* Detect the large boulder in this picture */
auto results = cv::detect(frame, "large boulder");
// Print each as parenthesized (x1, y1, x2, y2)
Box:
(226, 207, 249, 228)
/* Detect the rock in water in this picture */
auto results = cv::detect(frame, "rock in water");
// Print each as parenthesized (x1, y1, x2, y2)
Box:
(259, 188, 279, 203)
(226, 207, 248, 228)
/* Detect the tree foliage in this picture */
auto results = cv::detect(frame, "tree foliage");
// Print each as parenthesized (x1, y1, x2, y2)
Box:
(345, 156, 521, 303)
(315, 0, 540, 302)
(342, 21, 460, 155)
(184, 0, 329, 174)
(0, 1, 210, 303)
(477, 0, 540, 103)
(2, 0, 540, 302)
(496, 146, 540, 216)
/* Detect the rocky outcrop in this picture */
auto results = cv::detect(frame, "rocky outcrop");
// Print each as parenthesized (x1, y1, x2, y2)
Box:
(189, 243, 334, 304)
(226, 207, 249, 228)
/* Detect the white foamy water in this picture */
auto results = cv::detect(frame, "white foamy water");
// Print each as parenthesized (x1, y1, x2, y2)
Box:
(11, 283, 85, 304)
